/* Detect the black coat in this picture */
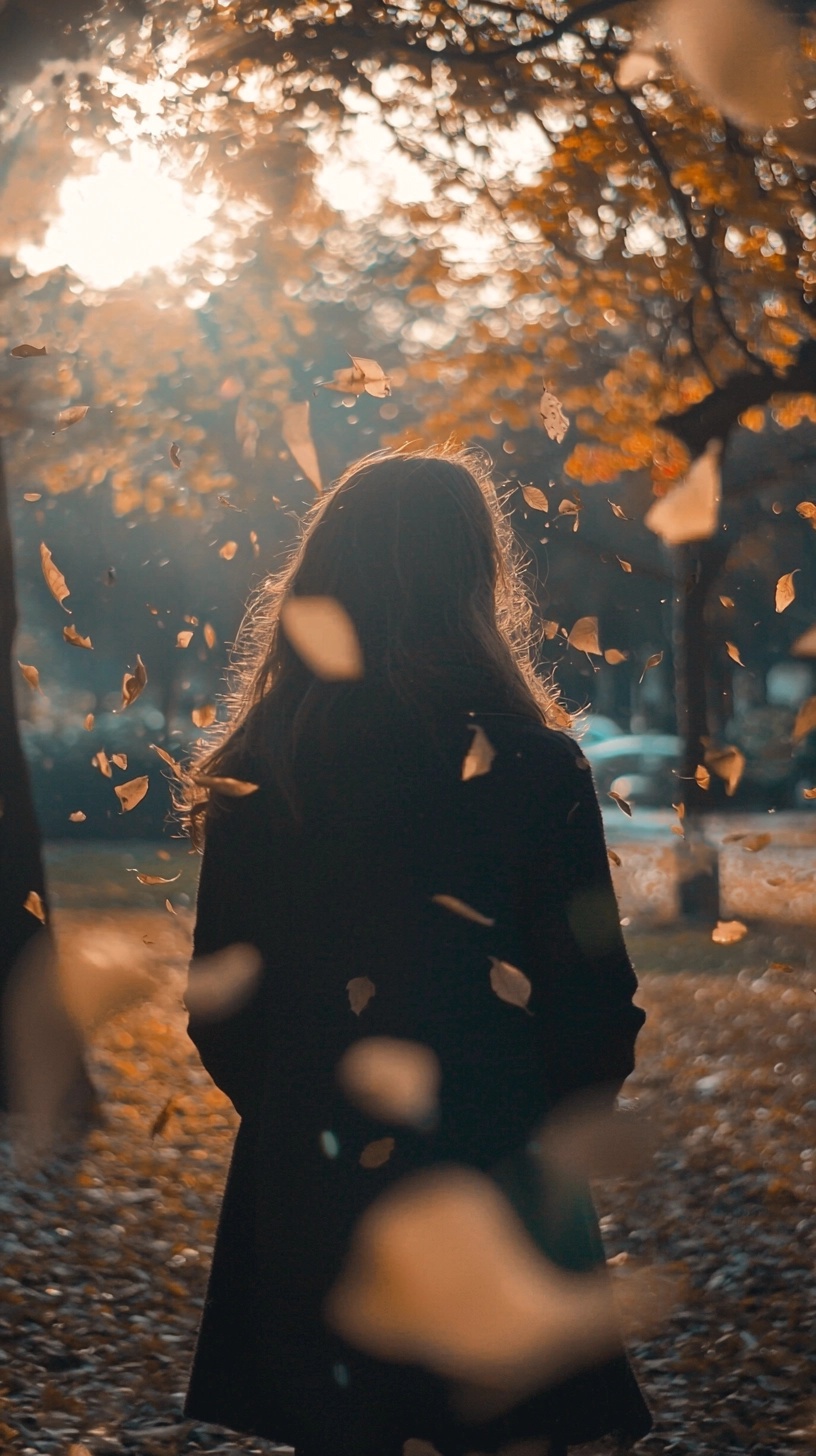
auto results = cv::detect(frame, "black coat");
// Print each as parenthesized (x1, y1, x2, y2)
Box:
(184, 683, 652, 1455)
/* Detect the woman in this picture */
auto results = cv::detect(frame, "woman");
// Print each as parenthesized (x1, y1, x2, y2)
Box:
(183, 448, 652, 1456)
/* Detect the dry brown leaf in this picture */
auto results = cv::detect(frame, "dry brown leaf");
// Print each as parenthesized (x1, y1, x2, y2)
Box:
(461, 724, 496, 781)
(803, 786, 816, 799)
(169, 441, 182, 469)
(639, 650, 663, 684)
(742, 834, 771, 853)
(68, 811, 86, 823)
(192, 774, 260, 797)
(775, 571, 798, 614)
(568, 616, 601, 656)
(695, 764, 711, 790)
(281, 595, 364, 681)
(608, 848, 622, 867)
(608, 499, 629, 520)
(617, 557, 633, 573)
(792, 696, 816, 741)
(63, 625, 93, 650)
(23, 890, 46, 923)
(219, 541, 238, 561)
(92, 751, 111, 779)
(114, 776, 149, 813)
(658, 0, 801, 130)
(795, 500, 816, 525)
(11, 342, 47, 357)
(282, 399, 322, 493)
(55, 404, 89, 429)
(719, 595, 735, 608)
(17, 661, 41, 692)
(150, 743, 186, 779)
(520, 484, 549, 512)
(121, 655, 147, 709)
(176, 630, 194, 648)
(339, 1038, 440, 1126)
(645, 441, 721, 545)
(150, 1097, 177, 1139)
(539, 384, 569, 442)
(604, 649, 628, 665)
(347, 976, 377, 1015)
(541, 619, 560, 640)
(110, 753, 128, 771)
(359, 1136, 395, 1169)
(726, 641, 745, 667)
(84, 713, 94, 731)
(24, 492, 41, 501)
(703, 741, 745, 796)
(489, 957, 533, 1014)
(130, 870, 181, 885)
(768, 961, 795, 973)
(711, 919, 748, 945)
(608, 788, 633, 817)
(320, 355, 392, 398)
(203, 622, 217, 649)
(431, 894, 495, 927)
(40, 542, 71, 612)
(192, 704, 217, 729)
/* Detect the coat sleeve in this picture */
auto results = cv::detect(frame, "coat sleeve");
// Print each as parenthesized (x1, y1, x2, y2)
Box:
(517, 732, 646, 1109)
(186, 803, 269, 1119)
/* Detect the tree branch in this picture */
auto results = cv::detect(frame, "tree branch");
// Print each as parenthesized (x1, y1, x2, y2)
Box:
(658, 338, 816, 456)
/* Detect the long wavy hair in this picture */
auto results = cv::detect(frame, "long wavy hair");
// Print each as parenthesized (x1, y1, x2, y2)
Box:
(184, 444, 568, 842)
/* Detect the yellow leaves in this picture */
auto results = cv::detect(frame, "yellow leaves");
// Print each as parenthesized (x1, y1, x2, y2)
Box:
(557, 498, 581, 532)
(339, 1039, 440, 1127)
(40, 543, 71, 612)
(792, 696, 816, 741)
(488, 957, 533, 1014)
(739, 406, 766, 432)
(774, 571, 798, 613)
(719, 595, 735, 609)
(320, 355, 392, 398)
(541, 620, 560, 640)
(695, 764, 711, 790)
(55, 404, 89, 430)
(608, 788, 633, 816)
(68, 811, 86, 823)
(84, 713, 94, 731)
(10, 342, 47, 357)
(605, 648, 628, 665)
(111, 753, 127, 771)
(219, 541, 238, 560)
(63, 625, 93, 650)
(639, 650, 663, 684)
(539, 384, 569, 443)
(203, 622, 217, 649)
(711, 919, 748, 946)
(17, 662, 41, 692)
(191, 774, 260, 797)
(617, 557, 633, 573)
(567, 616, 601, 656)
(461, 724, 496, 781)
(795, 501, 816, 528)
(192, 704, 217, 729)
(359, 1137, 395, 1169)
(644, 442, 721, 546)
(703, 741, 745, 796)
(23, 890, 46, 923)
(121, 655, 147, 709)
(114, 776, 149, 813)
(608, 499, 629, 520)
(431, 894, 495, 927)
(520, 484, 548, 512)
(176, 630, 194, 648)
(151, 743, 185, 778)
(280, 595, 364, 681)
(347, 976, 376, 1015)
(169, 442, 182, 469)
(726, 642, 745, 667)
(282, 400, 322, 493)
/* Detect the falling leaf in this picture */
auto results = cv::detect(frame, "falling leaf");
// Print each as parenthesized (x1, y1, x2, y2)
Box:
(11, 342, 47, 357)
(742, 834, 771, 853)
(150, 742, 186, 779)
(775, 571, 798, 614)
(204, 622, 217, 649)
(217, 494, 244, 512)
(340, 1039, 440, 1127)
(68, 811, 86, 823)
(192, 704, 217, 729)
(792, 696, 816, 741)
(177, 630, 194, 648)
(166, 899, 176, 914)
(192, 774, 260, 797)
(24, 492, 41, 501)
(608, 499, 629, 519)
(320, 354, 392, 398)
(359, 1136, 395, 1168)
(115, 776, 149, 813)
(695, 764, 711, 790)
(795, 500, 816, 526)
(645, 441, 721, 545)
(520, 484, 548, 512)
(150, 1097, 177, 1139)
(541, 619, 560, 640)
(235, 396, 260, 459)
(703, 741, 745, 796)
(605, 649, 628, 665)
(791, 624, 816, 658)
(17, 662, 41, 692)
(121, 655, 147, 709)
(63, 625, 93, 650)
(616, 39, 664, 89)
(129, 869, 181, 885)
(719, 595, 735, 609)
(489, 957, 533, 1013)
(169, 441, 182, 469)
(768, 961, 795, 973)
(558, 498, 580, 518)
(608, 788, 633, 816)
(568, 616, 601, 656)
(282, 400, 322, 493)
(431, 894, 495, 927)
(84, 713, 94, 730)
(726, 641, 745, 667)
(461, 724, 496, 781)
(55, 404, 89, 429)
(23, 890, 46, 922)
(92, 751, 112, 779)
(185, 944, 263, 1021)
(711, 919, 748, 946)
(539, 383, 569, 442)
(608, 848, 622, 867)
(347, 976, 377, 1015)
(617, 557, 633, 573)
(639, 650, 663, 684)
(803, 786, 816, 800)
(219, 541, 238, 561)
(658, 0, 801, 130)
(110, 753, 128, 771)
(40, 543, 71, 611)
(281, 595, 364, 681)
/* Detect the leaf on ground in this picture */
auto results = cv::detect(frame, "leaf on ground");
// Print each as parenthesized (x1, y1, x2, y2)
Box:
(280, 595, 364, 681)
(742, 834, 771, 853)
(40, 543, 71, 611)
(282, 400, 322, 492)
(431, 894, 495, 927)
(568, 616, 601, 656)
(539, 384, 569, 442)
(115, 776, 149, 813)
(347, 976, 376, 1015)
(63, 625, 93, 650)
(23, 890, 46, 922)
(150, 1097, 178, 1139)
(359, 1136, 395, 1168)
(121, 655, 147, 709)
(461, 724, 496, 781)
(711, 919, 748, 945)
(489, 957, 533, 1013)
(17, 661, 41, 691)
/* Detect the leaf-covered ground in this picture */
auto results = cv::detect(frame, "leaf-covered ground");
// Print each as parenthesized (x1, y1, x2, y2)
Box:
(1, 913, 814, 1456)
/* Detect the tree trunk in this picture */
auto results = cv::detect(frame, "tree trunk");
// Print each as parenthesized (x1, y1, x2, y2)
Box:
(0, 440, 97, 1126)
(672, 537, 729, 921)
